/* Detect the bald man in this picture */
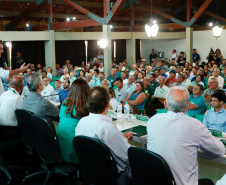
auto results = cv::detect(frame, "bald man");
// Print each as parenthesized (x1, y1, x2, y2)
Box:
(147, 87, 225, 185)
(0, 76, 24, 126)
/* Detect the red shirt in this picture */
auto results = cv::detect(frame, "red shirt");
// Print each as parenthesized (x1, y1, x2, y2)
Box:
(165, 77, 177, 87)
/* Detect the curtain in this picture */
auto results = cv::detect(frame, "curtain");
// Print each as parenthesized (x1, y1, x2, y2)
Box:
(55, 40, 85, 67)
(136, 39, 141, 61)
(11, 41, 45, 69)
(116, 40, 126, 63)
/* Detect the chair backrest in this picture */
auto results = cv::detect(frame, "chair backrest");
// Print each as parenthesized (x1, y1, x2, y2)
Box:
(31, 115, 60, 164)
(128, 147, 176, 185)
(15, 109, 35, 148)
(73, 136, 118, 185)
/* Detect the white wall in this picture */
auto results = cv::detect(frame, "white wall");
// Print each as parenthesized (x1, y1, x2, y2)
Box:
(141, 38, 186, 63)
(141, 30, 226, 64)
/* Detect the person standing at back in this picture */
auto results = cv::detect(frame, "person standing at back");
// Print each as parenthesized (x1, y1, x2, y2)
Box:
(147, 86, 225, 185)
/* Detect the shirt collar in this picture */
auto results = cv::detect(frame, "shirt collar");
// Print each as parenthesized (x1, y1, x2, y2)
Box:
(211, 107, 224, 113)
(89, 113, 112, 123)
(8, 87, 19, 94)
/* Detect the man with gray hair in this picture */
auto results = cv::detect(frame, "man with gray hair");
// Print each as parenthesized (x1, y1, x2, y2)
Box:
(22, 73, 59, 121)
(147, 86, 225, 185)
(207, 68, 224, 88)
(203, 77, 222, 106)
(0, 77, 24, 127)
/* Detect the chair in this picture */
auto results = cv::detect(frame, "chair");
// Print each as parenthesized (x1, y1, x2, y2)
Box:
(30, 115, 77, 185)
(128, 147, 176, 185)
(73, 136, 118, 185)
(0, 139, 21, 184)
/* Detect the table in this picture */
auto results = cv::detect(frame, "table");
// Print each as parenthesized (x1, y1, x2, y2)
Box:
(113, 118, 226, 184)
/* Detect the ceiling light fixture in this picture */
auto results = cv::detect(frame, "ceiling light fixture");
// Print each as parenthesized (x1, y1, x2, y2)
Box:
(97, 39, 108, 49)
(212, 0, 223, 39)
(145, 0, 159, 39)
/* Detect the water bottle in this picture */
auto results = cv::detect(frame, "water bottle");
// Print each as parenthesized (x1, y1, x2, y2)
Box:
(116, 101, 123, 122)
(124, 101, 130, 114)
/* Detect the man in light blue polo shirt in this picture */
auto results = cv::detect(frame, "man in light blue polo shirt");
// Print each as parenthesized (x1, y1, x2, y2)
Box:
(203, 90, 226, 132)
(187, 84, 206, 116)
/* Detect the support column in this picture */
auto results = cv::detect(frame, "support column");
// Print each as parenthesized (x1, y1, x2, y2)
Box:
(126, 32, 136, 68)
(103, 25, 112, 77)
(45, 30, 56, 76)
(186, 27, 193, 64)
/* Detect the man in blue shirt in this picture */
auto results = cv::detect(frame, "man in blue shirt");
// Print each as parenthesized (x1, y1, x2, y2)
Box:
(193, 49, 200, 64)
(203, 90, 226, 132)
(59, 79, 70, 103)
(187, 84, 206, 116)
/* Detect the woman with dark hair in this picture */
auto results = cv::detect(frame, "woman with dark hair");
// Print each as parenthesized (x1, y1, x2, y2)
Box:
(57, 79, 90, 164)
(135, 71, 144, 83)
(125, 81, 146, 114)
(188, 74, 204, 92)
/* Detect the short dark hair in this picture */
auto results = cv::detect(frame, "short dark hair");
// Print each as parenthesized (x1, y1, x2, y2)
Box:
(42, 71, 47, 76)
(212, 90, 226, 102)
(196, 84, 203, 91)
(116, 77, 123, 83)
(94, 69, 99, 74)
(150, 73, 156, 78)
(196, 74, 204, 81)
(121, 71, 126, 74)
(88, 86, 110, 114)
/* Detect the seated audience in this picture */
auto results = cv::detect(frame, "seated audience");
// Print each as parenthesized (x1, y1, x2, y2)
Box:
(79, 69, 86, 81)
(22, 73, 59, 120)
(208, 68, 224, 88)
(203, 90, 226, 133)
(47, 67, 53, 82)
(59, 78, 70, 103)
(146, 76, 169, 117)
(57, 79, 90, 164)
(220, 66, 226, 87)
(143, 76, 154, 100)
(121, 71, 128, 85)
(203, 77, 222, 106)
(86, 73, 96, 88)
(115, 78, 129, 102)
(188, 74, 204, 92)
(63, 59, 72, 69)
(172, 74, 186, 87)
(42, 71, 47, 79)
(75, 86, 133, 185)
(50, 80, 62, 103)
(147, 86, 225, 185)
(109, 87, 117, 112)
(187, 84, 206, 116)
(182, 72, 191, 88)
(191, 68, 204, 82)
(92, 69, 100, 83)
(149, 73, 159, 91)
(129, 64, 138, 76)
(107, 68, 117, 87)
(41, 77, 54, 98)
(165, 70, 177, 87)
(125, 82, 146, 114)
(146, 66, 152, 77)
(122, 75, 136, 93)
(60, 67, 69, 83)
(96, 72, 111, 87)
(135, 71, 144, 83)
(160, 67, 167, 78)
(0, 77, 24, 126)
(56, 64, 64, 77)
(69, 71, 76, 84)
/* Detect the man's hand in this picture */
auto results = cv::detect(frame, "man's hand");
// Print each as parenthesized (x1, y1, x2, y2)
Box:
(123, 132, 133, 140)
(20, 63, 30, 72)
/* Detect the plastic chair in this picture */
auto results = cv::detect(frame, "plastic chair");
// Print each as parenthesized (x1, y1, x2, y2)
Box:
(156, 109, 167, 114)
(128, 147, 176, 185)
(30, 115, 77, 185)
(73, 136, 118, 185)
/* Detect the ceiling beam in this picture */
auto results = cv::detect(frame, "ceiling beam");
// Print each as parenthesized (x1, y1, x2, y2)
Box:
(109, 0, 126, 23)
(51, 19, 101, 30)
(189, 0, 212, 26)
(187, 0, 192, 21)
(6, 0, 48, 30)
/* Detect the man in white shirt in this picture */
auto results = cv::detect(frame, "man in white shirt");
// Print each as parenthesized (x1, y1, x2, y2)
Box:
(121, 71, 128, 85)
(147, 86, 225, 185)
(0, 77, 24, 126)
(0, 41, 30, 95)
(171, 49, 178, 61)
(145, 76, 169, 117)
(75, 86, 133, 185)
(41, 77, 54, 98)
(114, 78, 129, 102)
(208, 68, 224, 88)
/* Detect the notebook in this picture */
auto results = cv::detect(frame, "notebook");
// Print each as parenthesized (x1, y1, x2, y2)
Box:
(121, 125, 147, 137)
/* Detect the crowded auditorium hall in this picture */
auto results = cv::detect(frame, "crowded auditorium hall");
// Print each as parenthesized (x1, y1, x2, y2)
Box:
(0, 0, 226, 185)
